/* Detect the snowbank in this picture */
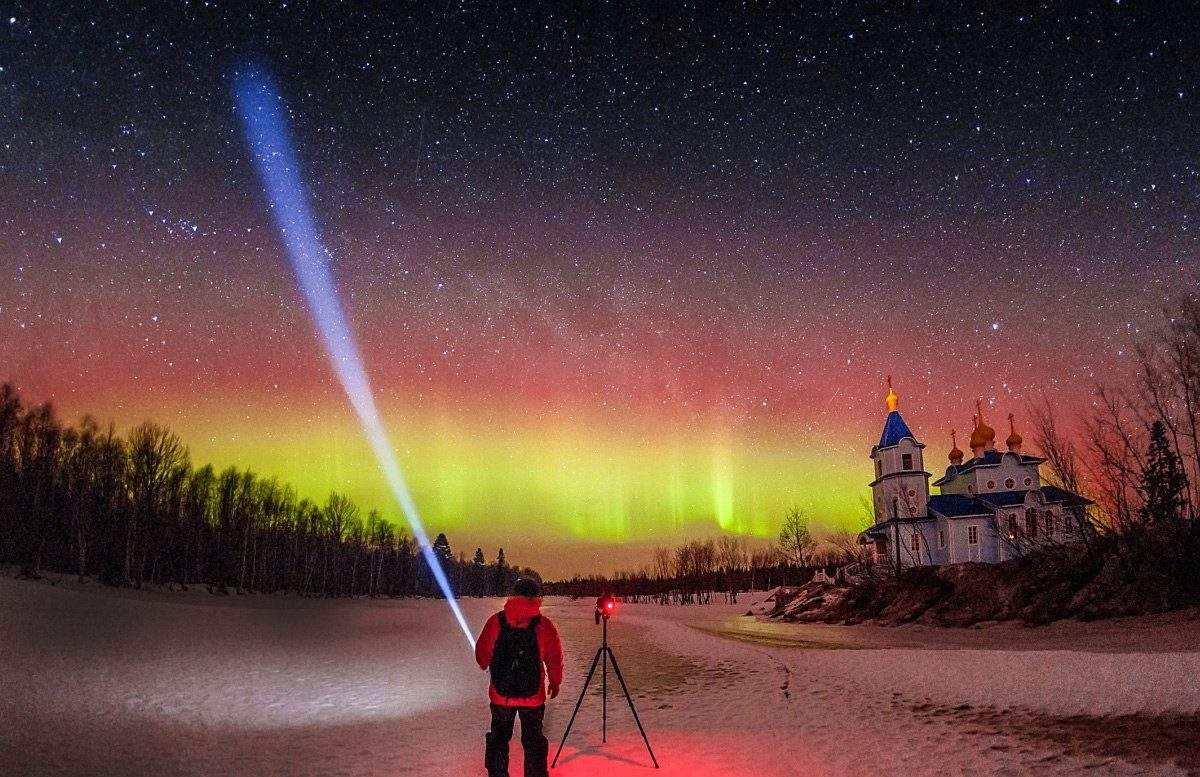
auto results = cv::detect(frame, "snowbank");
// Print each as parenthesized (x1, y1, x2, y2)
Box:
(2, 578, 1198, 775)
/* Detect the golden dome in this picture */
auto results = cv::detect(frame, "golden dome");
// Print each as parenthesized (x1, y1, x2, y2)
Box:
(948, 429, 964, 464)
(969, 401, 995, 449)
(885, 375, 899, 412)
(1006, 413, 1023, 449)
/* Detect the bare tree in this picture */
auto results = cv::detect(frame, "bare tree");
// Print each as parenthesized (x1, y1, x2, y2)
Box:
(716, 534, 746, 572)
(821, 530, 872, 566)
(126, 422, 188, 586)
(749, 544, 780, 590)
(777, 507, 815, 567)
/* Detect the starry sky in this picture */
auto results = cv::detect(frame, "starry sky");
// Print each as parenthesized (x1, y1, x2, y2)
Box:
(1, 2, 1197, 577)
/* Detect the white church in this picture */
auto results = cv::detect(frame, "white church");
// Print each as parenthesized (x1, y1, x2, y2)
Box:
(860, 379, 1091, 568)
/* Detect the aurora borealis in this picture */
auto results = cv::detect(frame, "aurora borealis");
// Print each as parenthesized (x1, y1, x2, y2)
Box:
(2, 3, 1198, 576)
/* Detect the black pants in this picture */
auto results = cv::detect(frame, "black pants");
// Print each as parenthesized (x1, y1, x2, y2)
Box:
(485, 703, 548, 777)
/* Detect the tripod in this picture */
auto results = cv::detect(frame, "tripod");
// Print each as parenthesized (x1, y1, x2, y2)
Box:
(552, 613, 660, 768)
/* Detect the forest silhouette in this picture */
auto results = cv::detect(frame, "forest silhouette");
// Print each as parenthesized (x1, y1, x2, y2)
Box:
(0, 383, 536, 598)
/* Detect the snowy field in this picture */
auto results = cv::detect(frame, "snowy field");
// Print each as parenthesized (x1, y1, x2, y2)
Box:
(2, 577, 1199, 776)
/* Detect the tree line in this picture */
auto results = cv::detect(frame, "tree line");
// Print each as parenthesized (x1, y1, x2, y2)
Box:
(544, 511, 860, 604)
(0, 385, 537, 598)
(1025, 296, 1200, 609)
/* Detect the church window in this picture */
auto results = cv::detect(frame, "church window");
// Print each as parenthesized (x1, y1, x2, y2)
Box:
(1062, 515, 1074, 534)
(938, 530, 946, 549)
(911, 533, 920, 551)
(902, 453, 913, 470)
(1043, 514, 1054, 537)
(967, 484, 975, 494)
(986, 480, 995, 490)
(907, 489, 916, 498)
(1008, 515, 1018, 537)
(892, 497, 899, 517)
(1005, 478, 1015, 490)
(876, 460, 882, 478)
(967, 525, 979, 544)
(1025, 508, 1038, 538)
(1024, 477, 1032, 487)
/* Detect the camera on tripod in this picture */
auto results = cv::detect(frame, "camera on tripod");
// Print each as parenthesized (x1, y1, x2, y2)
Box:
(594, 594, 616, 624)
(555, 592, 659, 769)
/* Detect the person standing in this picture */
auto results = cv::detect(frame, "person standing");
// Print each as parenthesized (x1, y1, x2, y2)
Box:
(475, 577, 564, 777)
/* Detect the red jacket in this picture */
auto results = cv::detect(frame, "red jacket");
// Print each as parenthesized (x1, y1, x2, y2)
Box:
(475, 597, 564, 707)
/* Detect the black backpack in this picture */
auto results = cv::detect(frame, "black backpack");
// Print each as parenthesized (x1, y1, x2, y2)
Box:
(490, 612, 542, 698)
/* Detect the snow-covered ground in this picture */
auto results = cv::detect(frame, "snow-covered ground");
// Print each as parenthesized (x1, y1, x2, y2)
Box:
(2, 577, 1199, 776)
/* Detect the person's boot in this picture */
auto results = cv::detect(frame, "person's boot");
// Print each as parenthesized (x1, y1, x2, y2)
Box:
(522, 737, 549, 777)
(485, 731, 509, 777)
(521, 711, 549, 777)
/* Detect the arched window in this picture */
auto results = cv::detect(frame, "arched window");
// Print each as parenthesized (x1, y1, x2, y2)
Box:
(892, 497, 900, 518)
(911, 533, 920, 551)
(1025, 508, 1038, 538)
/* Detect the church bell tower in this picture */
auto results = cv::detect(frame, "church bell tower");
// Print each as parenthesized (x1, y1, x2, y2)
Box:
(869, 377, 931, 523)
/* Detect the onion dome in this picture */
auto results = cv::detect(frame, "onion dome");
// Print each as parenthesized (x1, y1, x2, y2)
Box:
(969, 401, 995, 450)
(948, 429, 964, 464)
(1006, 413, 1023, 452)
(877, 376, 915, 448)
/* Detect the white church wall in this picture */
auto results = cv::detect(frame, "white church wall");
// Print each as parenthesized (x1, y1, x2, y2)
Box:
(945, 517, 993, 563)
(930, 519, 951, 565)
(969, 453, 1040, 494)
(876, 521, 939, 569)
(937, 473, 972, 495)
(871, 438, 929, 524)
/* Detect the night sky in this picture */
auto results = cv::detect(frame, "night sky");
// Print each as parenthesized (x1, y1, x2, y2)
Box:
(2, 2, 1197, 576)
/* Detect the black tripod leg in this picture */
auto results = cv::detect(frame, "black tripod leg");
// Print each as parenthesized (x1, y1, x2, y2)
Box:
(551, 646, 604, 768)
(604, 647, 660, 768)
(602, 643, 607, 742)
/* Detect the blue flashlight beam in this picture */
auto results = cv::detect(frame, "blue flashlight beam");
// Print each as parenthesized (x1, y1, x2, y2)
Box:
(233, 66, 474, 648)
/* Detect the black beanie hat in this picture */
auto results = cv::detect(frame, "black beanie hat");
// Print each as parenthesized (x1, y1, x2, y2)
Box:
(514, 577, 540, 598)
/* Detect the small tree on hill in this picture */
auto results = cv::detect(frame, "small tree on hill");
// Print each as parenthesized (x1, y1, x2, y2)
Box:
(1139, 420, 1190, 530)
(778, 507, 815, 569)
(1126, 420, 1197, 606)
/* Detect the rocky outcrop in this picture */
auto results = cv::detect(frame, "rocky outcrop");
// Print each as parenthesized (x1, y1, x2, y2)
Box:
(765, 546, 1190, 627)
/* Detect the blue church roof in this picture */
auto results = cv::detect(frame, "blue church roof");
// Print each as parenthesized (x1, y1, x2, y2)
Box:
(1039, 485, 1093, 506)
(980, 491, 1029, 507)
(927, 494, 992, 517)
(877, 410, 915, 449)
